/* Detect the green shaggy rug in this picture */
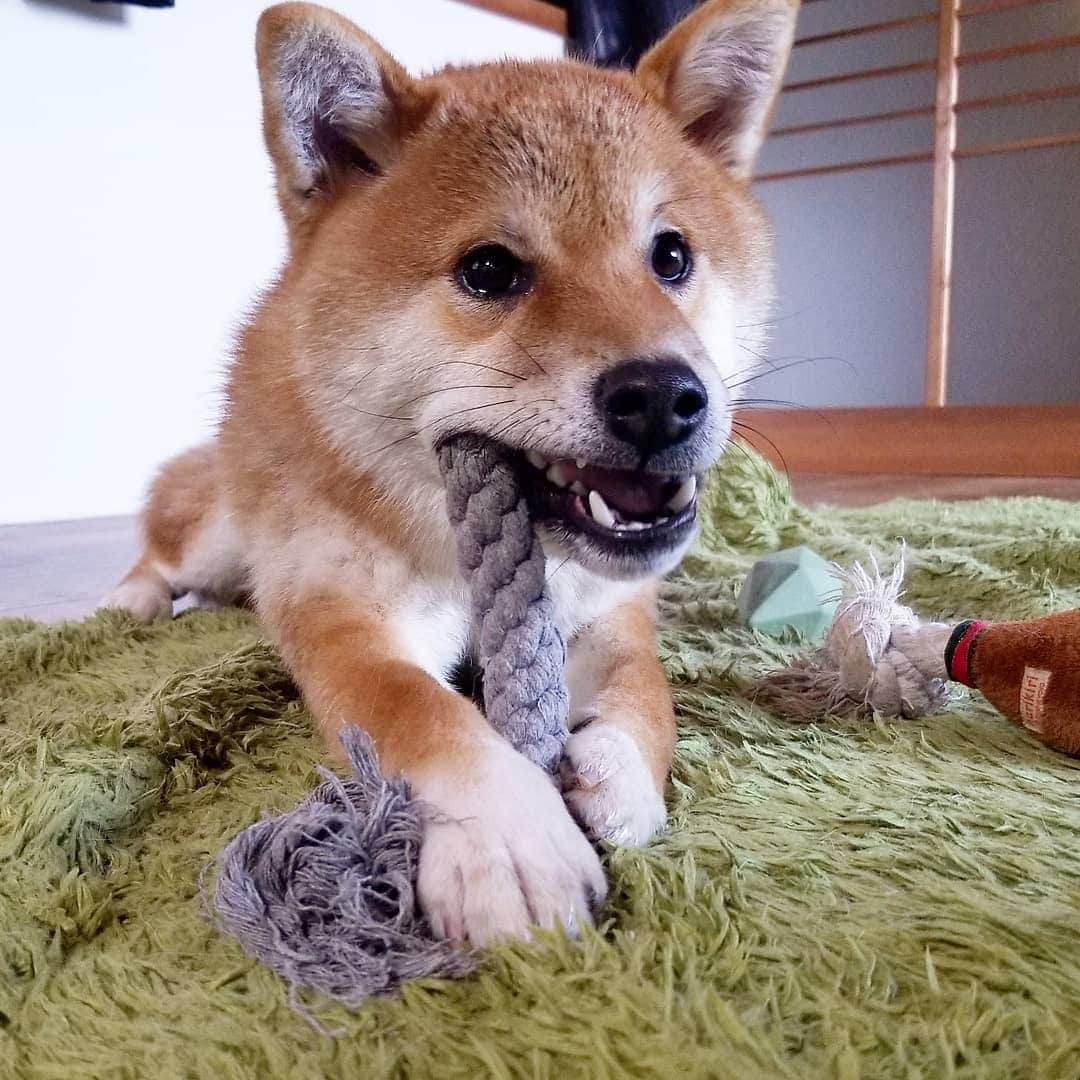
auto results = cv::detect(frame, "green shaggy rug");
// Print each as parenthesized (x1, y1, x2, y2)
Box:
(2, 451, 1079, 1079)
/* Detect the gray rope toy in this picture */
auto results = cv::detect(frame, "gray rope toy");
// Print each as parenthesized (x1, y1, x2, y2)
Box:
(212, 435, 571, 1010)
(438, 433, 568, 773)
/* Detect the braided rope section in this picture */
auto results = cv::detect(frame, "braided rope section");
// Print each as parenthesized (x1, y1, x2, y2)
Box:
(438, 434, 569, 774)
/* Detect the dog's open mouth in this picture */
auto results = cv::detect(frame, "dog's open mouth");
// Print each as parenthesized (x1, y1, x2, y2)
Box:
(520, 449, 699, 553)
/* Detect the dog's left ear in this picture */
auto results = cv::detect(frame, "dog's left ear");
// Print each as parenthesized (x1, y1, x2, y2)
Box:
(636, 0, 799, 180)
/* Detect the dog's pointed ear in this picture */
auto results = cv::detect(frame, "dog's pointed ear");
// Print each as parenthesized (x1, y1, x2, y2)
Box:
(636, 0, 799, 180)
(256, 3, 430, 243)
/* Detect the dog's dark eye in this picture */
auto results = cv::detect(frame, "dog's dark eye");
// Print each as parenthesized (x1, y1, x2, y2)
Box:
(458, 244, 529, 300)
(651, 232, 692, 284)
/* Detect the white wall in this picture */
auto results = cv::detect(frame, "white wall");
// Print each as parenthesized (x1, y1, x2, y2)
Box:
(0, 0, 560, 525)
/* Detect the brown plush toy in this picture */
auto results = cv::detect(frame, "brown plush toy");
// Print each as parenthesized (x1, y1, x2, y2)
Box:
(945, 610, 1080, 755)
(757, 553, 1080, 756)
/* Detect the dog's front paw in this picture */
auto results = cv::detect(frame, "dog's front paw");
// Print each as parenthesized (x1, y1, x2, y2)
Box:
(561, 724, 666, 847)
(416, 741, 606, 947)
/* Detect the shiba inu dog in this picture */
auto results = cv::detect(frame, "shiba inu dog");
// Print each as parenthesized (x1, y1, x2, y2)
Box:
(103, 0, 798, 945)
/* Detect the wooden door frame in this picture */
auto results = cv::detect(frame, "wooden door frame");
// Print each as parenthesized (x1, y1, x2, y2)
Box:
(456, 0, 567, 33)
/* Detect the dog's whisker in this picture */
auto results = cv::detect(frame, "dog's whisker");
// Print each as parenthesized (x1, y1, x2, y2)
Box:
(723, 358, 771, 387)
(367, 429, 421, 457)
(393, 383, 516, 411)
(337, 366, 380, 409)
(730, 419, 790, 477)
(734, 341, 773, 366)
(736, 308, 808, 330)
(500, 405, 554, 446)
(485, 412, 532, 446)
(735, 399, 839, 432)
(722, 436, 776, 480)
(487, 399, 557, 447)
(415, 360, 526, 383)
(368, 399, 520, 456)
(737, 397, 808, 410)
(723, 348, 802, 390)
(727, 354, 856, 391)
(544, 553, 575, 584)
(655, 192, 718, 212)
(428, 399, 522, 442)
(513, 415, 553, 451)
(488, 406, 537, 444)
(725, 349, 776, 384)
(343, 404, 416, 422)
(351, 385, 517, 432)
(502, 333, 548, 377)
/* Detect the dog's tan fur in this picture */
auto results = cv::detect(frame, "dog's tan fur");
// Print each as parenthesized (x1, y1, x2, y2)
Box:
(104, 0, 798, 945)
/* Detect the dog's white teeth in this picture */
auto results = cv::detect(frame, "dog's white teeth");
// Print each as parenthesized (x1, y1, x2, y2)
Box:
(622, 520, 648, 531)
(546, 462, 572, 488)
(588, 490, 617, 529)
(570, 480, 587, 497)
(526, 450, 547, 470)
(667, 475, 697, 513)
(575, 458, 587, 470)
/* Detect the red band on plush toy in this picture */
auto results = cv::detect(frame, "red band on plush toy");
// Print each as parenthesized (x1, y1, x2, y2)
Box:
(945, 620, 986, 687)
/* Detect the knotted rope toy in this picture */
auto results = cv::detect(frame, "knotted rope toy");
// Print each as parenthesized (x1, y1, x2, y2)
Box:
(212, 435, 571, 1009)
(757, 551, 1080, 756)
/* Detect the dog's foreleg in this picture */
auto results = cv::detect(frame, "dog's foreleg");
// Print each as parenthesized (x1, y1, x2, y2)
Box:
(266, 589, 607, 946)
(563, 592, 674, 846)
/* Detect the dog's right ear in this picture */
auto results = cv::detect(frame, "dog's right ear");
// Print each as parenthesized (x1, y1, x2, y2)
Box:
(636, 0, 798, 180)
(256, 3, 431, 245)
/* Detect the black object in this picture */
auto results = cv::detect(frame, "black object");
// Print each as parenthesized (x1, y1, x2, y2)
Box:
(596, 359, 709, 453)
(562, 0, 702, 68)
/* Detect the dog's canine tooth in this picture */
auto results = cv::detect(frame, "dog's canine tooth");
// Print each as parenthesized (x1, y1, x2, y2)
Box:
(546, 463, 572, 488)
(575, 459, 587, 470)
(667, 475, 697, 513)
(526, 450, 547, 470)
(588, 490, 616, 529)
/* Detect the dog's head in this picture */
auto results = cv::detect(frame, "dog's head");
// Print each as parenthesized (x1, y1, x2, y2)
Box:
(255, 1, 798, 579)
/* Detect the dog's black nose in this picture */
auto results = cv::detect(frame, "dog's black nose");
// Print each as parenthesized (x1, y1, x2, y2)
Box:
(597, 358, 708, 454)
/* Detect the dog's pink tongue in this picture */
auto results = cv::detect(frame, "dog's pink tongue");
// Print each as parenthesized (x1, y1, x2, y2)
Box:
(574, 463, 671, 517)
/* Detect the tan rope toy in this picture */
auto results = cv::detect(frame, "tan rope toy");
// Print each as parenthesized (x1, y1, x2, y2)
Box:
(757, 551, 1080, 756)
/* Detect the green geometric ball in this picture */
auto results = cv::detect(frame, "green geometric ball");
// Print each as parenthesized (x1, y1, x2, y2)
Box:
(737, 546, 839, 642)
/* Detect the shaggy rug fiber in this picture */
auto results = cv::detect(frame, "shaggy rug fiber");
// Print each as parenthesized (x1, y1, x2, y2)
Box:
(2, 450, 1079, 1079)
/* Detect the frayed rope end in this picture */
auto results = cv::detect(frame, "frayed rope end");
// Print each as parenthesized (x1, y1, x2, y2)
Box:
(755, 548, 953, 721)
(208, 728, 475, 1023)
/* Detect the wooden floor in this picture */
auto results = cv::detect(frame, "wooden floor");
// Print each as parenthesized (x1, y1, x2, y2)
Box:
(0, 515, 141, 623)
(2, 473, 1078, 623)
